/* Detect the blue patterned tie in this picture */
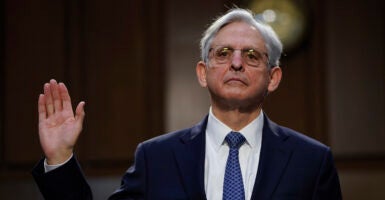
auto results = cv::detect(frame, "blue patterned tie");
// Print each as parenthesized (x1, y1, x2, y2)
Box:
(223, 131, 246, 200)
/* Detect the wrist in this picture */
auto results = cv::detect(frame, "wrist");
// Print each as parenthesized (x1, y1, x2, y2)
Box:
(44, 153, 74, 172)
(46, 150, 73, 165)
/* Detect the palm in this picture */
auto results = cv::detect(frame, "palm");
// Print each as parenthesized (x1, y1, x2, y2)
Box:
(38, 80, 85, 164)
(39, 106, 78, 155)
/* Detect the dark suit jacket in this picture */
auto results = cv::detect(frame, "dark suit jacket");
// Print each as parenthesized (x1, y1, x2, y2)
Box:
(32, 115, 342, 200)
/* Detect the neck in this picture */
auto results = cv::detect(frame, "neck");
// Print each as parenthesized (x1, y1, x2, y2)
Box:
(211, 105, 262, 131)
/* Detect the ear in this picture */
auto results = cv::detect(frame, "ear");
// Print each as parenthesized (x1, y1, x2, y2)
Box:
(196, 61, 208, 87)
(267, 66, 282, 92)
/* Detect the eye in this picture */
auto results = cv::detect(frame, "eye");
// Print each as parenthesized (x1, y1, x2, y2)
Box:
(216, 47, 232, 58)
(244, 49, 262, 60)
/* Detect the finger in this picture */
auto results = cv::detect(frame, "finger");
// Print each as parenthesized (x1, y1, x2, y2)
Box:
(50, 79, 62, 112)
(75, 101, 86, 128)
(38, 94, 47, 121)
(59, 82, 73, 112)
(44, 83, 54, 116)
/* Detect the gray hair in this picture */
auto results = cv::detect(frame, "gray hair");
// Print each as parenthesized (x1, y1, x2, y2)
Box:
(200, 8, 283, 68)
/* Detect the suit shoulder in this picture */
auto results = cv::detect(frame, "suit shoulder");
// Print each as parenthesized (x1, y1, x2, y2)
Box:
(278, 125, 330, 152)
(140, 117, 207, 148)
(140, 126, 193, 147)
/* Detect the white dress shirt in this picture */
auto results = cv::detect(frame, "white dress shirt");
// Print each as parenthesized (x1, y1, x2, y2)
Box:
(204, 107, 263, 200)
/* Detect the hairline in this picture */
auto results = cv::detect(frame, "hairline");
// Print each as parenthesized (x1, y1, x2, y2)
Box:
(200, 9, 282, 68)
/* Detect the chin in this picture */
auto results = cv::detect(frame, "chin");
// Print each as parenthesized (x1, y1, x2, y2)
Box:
(216, 97, 259, 111)
(214, 91, 265, 110)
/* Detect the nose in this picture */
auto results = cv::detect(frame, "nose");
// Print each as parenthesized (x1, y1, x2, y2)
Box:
(230, 50, 243, 71)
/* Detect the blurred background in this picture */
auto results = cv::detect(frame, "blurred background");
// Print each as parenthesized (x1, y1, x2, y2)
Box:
(0, 0, 384, 199)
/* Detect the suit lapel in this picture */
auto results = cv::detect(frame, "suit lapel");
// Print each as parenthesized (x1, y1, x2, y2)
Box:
(171, 115, 293, 199)
(173, 116, 208, 200)
(251, 116, 293, 200)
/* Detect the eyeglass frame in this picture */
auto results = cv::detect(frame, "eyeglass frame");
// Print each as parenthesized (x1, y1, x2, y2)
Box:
(207, 45, 270, 68)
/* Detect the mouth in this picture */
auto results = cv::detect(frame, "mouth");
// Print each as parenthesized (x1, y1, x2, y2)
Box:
(225, 77, 247, 85)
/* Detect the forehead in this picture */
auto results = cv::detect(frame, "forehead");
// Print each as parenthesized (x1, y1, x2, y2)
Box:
(211, 21, 266, 49)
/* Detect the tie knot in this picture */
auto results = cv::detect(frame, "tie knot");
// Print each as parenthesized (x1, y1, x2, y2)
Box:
(225, 132, 246, 149)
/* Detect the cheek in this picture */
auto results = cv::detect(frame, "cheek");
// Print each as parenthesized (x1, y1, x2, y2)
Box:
(249, 71, 270, 88)
(206, 69, 224, 85)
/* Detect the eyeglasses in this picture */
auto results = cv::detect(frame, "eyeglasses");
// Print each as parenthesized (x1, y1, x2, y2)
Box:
(208, 46, 269, 67)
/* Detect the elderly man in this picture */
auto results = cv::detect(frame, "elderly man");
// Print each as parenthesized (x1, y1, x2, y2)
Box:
(33, 8, 342, 200)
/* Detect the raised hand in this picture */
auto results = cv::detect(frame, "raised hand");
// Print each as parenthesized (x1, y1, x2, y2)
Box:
(38, 79, 85, 165)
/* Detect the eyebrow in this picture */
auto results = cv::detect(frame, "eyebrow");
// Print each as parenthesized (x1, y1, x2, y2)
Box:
(212, 44, 262, 50)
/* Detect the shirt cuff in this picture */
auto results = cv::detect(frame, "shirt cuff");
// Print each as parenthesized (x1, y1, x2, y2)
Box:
(44, 153, 74, 173)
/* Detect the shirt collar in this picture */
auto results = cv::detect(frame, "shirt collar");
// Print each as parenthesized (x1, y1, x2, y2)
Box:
(206, 107, 264, 151)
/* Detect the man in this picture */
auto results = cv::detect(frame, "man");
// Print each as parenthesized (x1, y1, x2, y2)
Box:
(32, 8, 342, 200)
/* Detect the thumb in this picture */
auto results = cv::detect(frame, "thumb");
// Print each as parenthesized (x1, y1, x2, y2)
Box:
(75, 101, 86, 126)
